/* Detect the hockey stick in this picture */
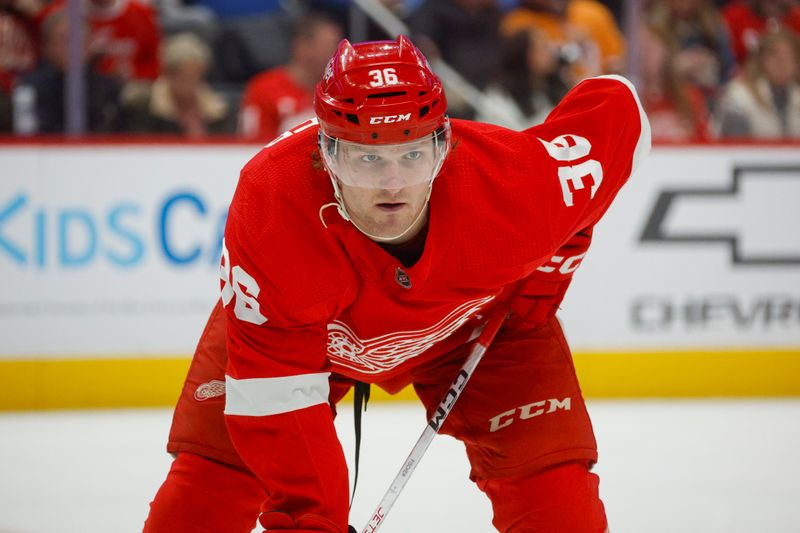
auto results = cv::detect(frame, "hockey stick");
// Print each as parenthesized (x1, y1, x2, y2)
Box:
(360, 305, 510, 533)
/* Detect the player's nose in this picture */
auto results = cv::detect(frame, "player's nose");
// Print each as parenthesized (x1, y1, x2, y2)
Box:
(378, 160, 406, 191)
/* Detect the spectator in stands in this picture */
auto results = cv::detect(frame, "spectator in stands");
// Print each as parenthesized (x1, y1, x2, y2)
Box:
(716, 28, 800, 139)
(721, 0, 800, 65)
(121, 32, 232, 137)
(648, 0, 736, 94)
(638, 21, 713, 142)
(44, 0, 161, 82)
(501, 0, 626, 77)
(238, 11, 342, 142)
(477, 28, 570, 128)
(13, 7, 122, 134)
(0, 0, 41, 131)
(405, 0, 503, 118)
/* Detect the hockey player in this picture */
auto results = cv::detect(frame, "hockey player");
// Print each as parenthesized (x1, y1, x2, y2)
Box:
(144, 35, 650, 533)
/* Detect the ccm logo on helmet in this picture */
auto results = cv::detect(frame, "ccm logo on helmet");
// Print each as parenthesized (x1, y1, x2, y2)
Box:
(369, 114, 412, 125)
(488, 397, 572, 433)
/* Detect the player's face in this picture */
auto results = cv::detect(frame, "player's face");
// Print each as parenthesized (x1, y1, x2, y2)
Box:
(762, 38, 797, 88)
(320, 129, 450, 242)
(337, 171, 431, 244)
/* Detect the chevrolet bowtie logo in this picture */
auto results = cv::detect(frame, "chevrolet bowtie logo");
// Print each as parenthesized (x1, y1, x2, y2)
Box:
(640, 165, 800, 266)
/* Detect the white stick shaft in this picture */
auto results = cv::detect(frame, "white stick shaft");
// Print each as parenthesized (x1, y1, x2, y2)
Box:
(360, 309, 507, 533)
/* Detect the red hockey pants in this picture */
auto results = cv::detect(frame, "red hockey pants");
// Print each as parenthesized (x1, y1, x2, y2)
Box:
(144, 453, 606, 532)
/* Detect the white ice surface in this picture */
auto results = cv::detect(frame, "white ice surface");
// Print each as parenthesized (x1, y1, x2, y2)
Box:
(1, 400, 799, 533)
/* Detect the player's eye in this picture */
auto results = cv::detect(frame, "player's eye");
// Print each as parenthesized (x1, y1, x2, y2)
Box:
(404, 151, 423, 161)
(360, 154, 380, 163)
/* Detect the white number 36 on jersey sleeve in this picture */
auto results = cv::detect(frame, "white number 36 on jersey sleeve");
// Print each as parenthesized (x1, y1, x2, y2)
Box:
(219, 239, 268, 325)
(538, 134, 603, 207)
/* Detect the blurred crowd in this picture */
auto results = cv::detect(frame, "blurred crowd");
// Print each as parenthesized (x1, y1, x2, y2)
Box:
(0, 0, 798, 141)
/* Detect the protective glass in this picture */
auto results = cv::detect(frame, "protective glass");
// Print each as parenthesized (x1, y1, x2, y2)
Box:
(320, 126, 450, 189)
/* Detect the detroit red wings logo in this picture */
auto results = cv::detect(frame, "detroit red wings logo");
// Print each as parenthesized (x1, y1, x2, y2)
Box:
(327, 295, 495, 374)
(194, 380, 226, 401)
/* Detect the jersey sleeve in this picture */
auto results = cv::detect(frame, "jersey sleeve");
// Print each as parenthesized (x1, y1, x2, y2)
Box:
(219, 152, 355, 532)
(517, 75, 650, 270)
(506, 227, 594, 331)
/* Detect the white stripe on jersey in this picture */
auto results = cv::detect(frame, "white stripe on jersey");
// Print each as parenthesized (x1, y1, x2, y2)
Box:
(594, 74, 652, 174)
(224, 372, 331, 416)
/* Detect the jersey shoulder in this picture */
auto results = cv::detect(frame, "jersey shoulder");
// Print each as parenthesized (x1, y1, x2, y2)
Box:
(446, 75, 648, 197)
(432, 120, 560, 276)
(533, 75, 649, 147)
(226, 122, 358, 326)
(433, 77, 649, 277)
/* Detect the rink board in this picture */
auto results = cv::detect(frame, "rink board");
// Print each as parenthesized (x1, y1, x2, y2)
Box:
(1, 141, 798, 409)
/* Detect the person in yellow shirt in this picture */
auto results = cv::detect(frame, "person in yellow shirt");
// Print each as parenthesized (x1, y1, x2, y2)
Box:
(501, 0, 626, 76)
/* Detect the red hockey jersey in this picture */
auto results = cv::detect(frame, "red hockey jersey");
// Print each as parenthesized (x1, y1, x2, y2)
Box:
(46, 0, 161, 81)
(238, 66, 316, 142)
(220, 75, 650, 531)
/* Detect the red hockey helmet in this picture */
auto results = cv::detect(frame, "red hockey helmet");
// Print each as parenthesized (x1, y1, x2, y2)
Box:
(314, 35, 448, 144)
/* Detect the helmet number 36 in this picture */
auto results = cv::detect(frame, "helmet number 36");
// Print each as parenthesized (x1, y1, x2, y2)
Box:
(219, 239, 268, 325)
(368, 68, 399, 87)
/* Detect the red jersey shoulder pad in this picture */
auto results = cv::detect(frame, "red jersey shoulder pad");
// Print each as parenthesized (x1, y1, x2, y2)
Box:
(433, 76, 649, 277)
(225, 121, 358, 327)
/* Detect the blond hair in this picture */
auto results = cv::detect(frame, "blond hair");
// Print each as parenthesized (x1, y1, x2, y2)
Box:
(161, 33, 212, 73)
